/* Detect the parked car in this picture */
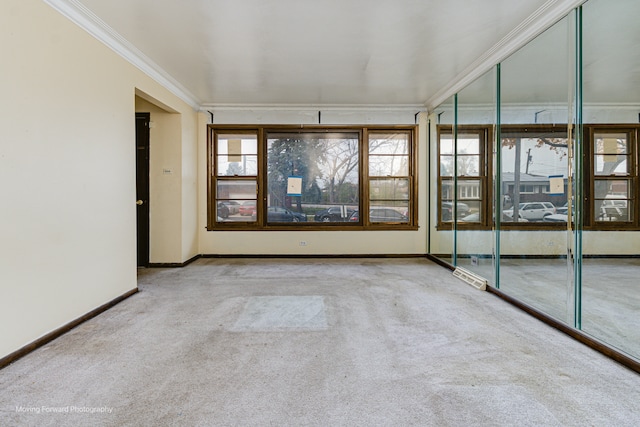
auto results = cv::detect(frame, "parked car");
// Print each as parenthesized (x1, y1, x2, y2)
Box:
(441, 201, 470, 221)
(313, 206, 355, 222)
(599, 198, 628, 221)
(370, 208, 408, 222)
(458, 212, 529, 223)
(238, 200, 257, 216)
(556, 202, 569, 215)
(543, 213, 568, 222)
(217, 202, 229, 219)
(503, 202, 556, 221)
(267, 206, 307, 222)
(348, 208, 408, 223)
(459, 212, 480, 222)
(222, 200, 241, 215)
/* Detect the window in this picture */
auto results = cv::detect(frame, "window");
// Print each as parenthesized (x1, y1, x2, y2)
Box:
(519, 184, 536, 194)
(266, 131, 359, 224)
(437, 123, 640, 230)
(585, 126, 638, 228)
(214, 132, 258, 223)
(208, 125, 417, 230)
(368, 132, 411, 224)
(500, 126, 568, 225)
(438, 126, 488, 226)
(438, 124, 571, 228)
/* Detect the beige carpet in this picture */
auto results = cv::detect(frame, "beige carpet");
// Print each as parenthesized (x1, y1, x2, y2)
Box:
(1, 258, 639, 426)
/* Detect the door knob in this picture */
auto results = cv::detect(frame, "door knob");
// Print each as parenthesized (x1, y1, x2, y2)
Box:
(136, 200, 144, 205)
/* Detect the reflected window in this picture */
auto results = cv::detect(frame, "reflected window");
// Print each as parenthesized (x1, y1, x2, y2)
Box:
(501, 126, 568, 224)
(437, 124, 639, 230)
(438, 127, 487, 225)
(587, 127, 637, 226)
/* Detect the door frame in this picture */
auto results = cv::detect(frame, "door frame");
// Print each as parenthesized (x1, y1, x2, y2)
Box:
(135, 112, 150, 267)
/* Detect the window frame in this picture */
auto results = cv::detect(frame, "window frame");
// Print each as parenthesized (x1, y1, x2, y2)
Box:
(584, 124, 639, 230)
(437, 123, 640, 231)
(207, 124, 418, 231)
(498, 124, 569, 229)
(365, 129, 415, 226)
(437, 125, 492, 229)
(209, 128, 262, 230)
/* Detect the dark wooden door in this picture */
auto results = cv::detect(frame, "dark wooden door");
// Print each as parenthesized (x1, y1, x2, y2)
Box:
(135, 113, 150, 267)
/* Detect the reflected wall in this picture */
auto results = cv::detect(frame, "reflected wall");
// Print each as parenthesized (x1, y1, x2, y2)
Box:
(430, 0, 639, 363)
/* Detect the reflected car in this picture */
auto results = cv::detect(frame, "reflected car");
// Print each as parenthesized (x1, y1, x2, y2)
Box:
(543, 213, 568, 222)
(441, 202, 470, 221)
(556, 202, 569, 215)
(348, 208, 408, 223)
(459, 212, 480, 222)
(239, 200, 257, 216)
(600, 198, 628, 221)
(503, 202, 556, 221)
(267, 206, 307, 222)
(313, 206, 355, 222)
(458, 212, 529, 223)
(503, 214, 529, 223)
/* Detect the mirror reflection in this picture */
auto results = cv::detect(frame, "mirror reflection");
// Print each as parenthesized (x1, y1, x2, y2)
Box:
(431, 0, 640, 362)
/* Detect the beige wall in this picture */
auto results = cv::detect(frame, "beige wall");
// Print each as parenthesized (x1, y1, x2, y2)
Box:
(134, 97, 183, 263)
(0, 0, 428, 361)
(0, 0, 198, 359)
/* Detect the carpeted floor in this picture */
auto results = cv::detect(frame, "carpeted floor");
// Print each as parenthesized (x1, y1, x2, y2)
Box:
(1, 258, 639, 426)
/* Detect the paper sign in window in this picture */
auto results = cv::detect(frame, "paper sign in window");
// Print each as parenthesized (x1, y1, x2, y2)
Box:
(287, 176, 302, 196)
(603, 138, 618, 163)
(549, 176, 564, 195)
(227, 139, 242, 162)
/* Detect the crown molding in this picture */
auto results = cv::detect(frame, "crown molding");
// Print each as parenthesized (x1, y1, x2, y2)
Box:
(43, 0, 201, 110)
(425, 0, 587, 112)
(200, 103, 426, 113)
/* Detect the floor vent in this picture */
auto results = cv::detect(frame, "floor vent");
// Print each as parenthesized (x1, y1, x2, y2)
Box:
(453, 267, 487, 291)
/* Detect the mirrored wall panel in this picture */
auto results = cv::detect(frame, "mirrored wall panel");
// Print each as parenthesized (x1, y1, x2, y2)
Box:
(497, 13, 575, 324)
(432, 96, 455, 264)
(429, 0, 639, 364)
(581, 0, 640, 359)
(455, 70, 496, 284)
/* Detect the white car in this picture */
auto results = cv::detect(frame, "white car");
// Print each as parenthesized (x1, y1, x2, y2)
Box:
(503, 202, 556, 221)
(599, 198, 628, 221)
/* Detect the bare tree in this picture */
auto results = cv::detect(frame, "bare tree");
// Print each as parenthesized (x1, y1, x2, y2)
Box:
(323, 139, 359, 204)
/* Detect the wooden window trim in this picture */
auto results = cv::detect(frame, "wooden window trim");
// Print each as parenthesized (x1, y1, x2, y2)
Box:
(207, 124, 418, 231)
(438, 123, 640, 231)
(584, 124, 640, 231)
(437, 125, 492, 230)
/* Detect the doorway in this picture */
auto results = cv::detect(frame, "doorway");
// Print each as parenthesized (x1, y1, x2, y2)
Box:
(135, 112, 150, 267)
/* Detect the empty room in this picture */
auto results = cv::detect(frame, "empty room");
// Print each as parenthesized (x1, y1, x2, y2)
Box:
(1, 0, 639, 425)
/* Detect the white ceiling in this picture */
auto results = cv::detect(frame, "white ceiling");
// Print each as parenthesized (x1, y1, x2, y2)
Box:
(60, 0, 570, 108)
